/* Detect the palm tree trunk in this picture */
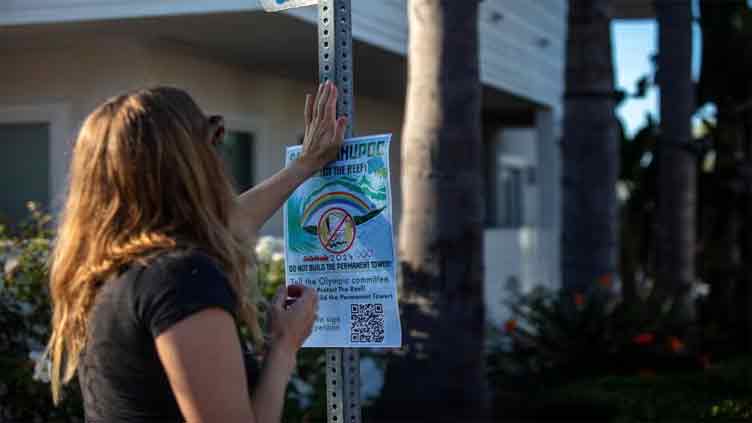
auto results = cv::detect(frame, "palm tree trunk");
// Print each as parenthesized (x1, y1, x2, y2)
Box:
(744, 98, 752, 349)
(653, 0, 696, 322)
(561, 0, 619, 295)
(375, 0, 486, 418)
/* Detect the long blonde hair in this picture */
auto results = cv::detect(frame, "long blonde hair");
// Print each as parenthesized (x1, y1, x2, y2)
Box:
(47, 87, 263, 403)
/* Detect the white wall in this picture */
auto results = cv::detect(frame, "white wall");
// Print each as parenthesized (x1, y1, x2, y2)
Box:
(0, 36, 404, 235)
(484, 228, 540, 325)
(535, 108, 562, 293)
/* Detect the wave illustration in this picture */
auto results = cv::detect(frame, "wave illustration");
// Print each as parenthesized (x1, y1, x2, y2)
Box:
(286, 194, 320, 253)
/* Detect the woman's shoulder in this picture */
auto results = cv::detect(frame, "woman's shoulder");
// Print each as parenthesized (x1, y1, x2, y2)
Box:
(126, 247, 238, 337)
(148, 247, 221, 269)
(114, 247, 220, 285)
(133, 248, 231, 292)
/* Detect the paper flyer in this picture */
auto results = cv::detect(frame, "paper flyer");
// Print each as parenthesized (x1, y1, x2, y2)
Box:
(283, 134, 402, 348)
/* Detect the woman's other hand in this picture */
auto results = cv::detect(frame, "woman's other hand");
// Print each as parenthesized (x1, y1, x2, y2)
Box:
(267, 285, 319, 354)
(298, 81, 347, 173)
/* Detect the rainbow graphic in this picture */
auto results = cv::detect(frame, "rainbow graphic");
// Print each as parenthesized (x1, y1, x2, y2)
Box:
(299, 191, 386, 236)
(301, 191, 371, 225)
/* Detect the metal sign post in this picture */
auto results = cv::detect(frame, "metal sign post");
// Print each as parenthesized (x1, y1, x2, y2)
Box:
(318, 1, 361, 422)
(262, 1, 361, 421)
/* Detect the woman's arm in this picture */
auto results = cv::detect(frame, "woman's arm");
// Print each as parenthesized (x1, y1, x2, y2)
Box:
(230, 158, 317, 242)
(154, 285, 318, 423)
(155, 309, 257, 423)
(230, 82, 347, 240)
(251, 285, 318, 422)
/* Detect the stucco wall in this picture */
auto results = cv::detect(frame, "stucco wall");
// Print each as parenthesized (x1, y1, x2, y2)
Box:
(484, 227, 540, 324)
(0, 36, 404, 235)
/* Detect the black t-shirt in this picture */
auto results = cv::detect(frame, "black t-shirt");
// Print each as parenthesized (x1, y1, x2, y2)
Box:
(79, 249, 259, 423)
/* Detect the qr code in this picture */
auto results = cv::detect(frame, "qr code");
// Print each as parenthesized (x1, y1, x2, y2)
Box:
(350, 303, 385, 343)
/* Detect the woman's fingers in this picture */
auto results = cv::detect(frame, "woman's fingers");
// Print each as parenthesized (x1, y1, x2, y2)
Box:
(304, 286, 319, 306)
(272, 285, 287, 310)
(289, 286, 317, 313)
(287, 284, 305, 298)
(290, 285, 312, 305)
(308, 289, 319, 317)
(300, 81, 346, 169)
(311, 292, 319, 315)
(312, 83, 325, 121)
(323, 84, 338, 126)
(316, 82, 332, 122)
(304, 94, 314, 128)
(334, 116, 347, 146)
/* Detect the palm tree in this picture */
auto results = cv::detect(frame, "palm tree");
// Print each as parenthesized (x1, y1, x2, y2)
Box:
(697, 0, 752, 350)
(561, 0, 619, 296)
(652, 0, 696, 323)
(375, 0, 486, 417)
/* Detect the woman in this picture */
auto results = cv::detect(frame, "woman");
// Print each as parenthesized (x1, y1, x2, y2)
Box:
(46, 82, 346, 422)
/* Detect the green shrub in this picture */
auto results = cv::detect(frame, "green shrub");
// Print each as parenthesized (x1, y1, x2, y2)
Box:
(539, 358, 752, 421)
(0, 203, 83, 422)
(488, 284, 705, 394)
(487, 281, 750, 421)
(494, 359, 752, 421)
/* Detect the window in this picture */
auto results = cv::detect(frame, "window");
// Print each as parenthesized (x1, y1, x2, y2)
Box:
(486, 151, 535, 229)
(485, 127, 539, 229)
(0, 123, 50, 227)
(497, 165, 524, 227)
(217, 131, 254, 192)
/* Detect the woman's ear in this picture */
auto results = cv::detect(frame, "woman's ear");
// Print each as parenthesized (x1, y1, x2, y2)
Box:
(207, 115, 225, 146)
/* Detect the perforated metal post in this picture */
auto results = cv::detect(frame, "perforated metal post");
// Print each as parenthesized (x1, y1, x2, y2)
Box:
(319, 1, 361, 422)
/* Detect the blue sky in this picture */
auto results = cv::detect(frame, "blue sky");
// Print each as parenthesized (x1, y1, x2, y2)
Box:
(611, 17, 704, 137)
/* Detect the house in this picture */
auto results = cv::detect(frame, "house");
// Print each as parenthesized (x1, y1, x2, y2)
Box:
(0, 0, 567, 326)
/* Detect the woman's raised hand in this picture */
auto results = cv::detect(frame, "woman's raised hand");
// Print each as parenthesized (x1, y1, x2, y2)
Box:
(298, 81, 347, 173)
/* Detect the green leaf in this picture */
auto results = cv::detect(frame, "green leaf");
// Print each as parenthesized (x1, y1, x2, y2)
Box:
(353, 207, 385, 225)
(302, 225, 318, 235)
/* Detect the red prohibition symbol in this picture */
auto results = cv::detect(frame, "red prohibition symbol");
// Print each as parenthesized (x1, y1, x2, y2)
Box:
(317, 207, 356, 254)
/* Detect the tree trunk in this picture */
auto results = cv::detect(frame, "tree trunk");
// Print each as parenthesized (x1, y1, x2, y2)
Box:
(620, 203, 640, 304)
(702, 107, 743, 346)
(653, 0, 696, 323)
(375, 0, 486, 418)
(744, 96, 752, 350)
(561, 0, 619, 295)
